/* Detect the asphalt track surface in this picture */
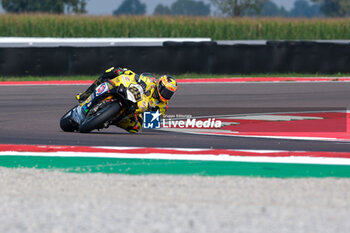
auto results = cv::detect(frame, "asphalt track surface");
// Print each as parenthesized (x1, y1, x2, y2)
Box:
(1, 82, 350, 152)
(2, 82, 350, 233)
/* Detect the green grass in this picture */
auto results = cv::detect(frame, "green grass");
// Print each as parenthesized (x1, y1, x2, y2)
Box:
(1, 73, 350, 81)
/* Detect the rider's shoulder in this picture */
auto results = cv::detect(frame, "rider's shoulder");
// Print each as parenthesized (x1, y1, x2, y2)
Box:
(139, 73, 157, 82)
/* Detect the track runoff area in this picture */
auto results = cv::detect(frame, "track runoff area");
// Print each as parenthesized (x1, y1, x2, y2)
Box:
(1, 77, 350, 178)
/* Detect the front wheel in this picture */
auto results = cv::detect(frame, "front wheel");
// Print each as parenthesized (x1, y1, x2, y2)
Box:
(78, 102, 121, 133)
(60, 106, 79, 132)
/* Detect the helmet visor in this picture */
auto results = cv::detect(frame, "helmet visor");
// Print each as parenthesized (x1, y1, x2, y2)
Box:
(159, 82, 174, 100)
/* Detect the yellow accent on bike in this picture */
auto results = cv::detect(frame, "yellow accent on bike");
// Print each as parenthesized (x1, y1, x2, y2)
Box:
(105, 67, 115, 73)
(76, 93, 81, 101)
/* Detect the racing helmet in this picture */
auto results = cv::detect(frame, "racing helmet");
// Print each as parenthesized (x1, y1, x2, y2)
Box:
(157, 75, 178, 102)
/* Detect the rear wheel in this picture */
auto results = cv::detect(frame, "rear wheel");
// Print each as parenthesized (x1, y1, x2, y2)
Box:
(78, 102, 121, 133)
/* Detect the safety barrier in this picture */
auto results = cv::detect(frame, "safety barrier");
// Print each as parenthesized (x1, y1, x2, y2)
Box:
(0, 39, 350, 76)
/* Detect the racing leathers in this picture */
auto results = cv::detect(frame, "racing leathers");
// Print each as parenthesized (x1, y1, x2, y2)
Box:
(77, 67, 168, 133)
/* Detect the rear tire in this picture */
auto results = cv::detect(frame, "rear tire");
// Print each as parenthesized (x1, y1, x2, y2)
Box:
(79, 102, 121, 133)
(60, 106, 79, 132)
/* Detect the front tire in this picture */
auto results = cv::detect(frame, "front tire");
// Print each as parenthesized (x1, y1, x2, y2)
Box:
(60, 106, 79, 132)
(79, 102, 121, 133)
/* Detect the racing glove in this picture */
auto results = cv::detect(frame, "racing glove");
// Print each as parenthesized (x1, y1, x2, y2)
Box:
(100, 67, 127, 81)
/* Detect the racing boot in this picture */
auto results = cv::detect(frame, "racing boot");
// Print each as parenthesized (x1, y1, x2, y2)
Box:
(125, 120, 142, 133)
(116, 114, 143, 133)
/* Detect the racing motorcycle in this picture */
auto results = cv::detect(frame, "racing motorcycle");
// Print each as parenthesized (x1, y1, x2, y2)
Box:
(60, 75, 144, 133)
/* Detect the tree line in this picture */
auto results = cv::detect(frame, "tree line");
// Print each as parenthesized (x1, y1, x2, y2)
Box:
(1, 0, 350, 18)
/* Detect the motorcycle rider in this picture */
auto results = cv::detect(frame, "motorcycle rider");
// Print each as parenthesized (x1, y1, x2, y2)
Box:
(76, 67, 178, 133)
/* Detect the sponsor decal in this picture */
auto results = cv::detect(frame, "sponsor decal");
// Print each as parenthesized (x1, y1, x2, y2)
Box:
(122, 75, 131, 85)
(95, 83, 109, 96)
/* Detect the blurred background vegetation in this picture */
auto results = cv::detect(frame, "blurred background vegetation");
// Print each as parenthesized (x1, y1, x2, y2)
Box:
(2, 14, 350, 40)
(2, 0, 350, 18)
(1, 0, 350, 40)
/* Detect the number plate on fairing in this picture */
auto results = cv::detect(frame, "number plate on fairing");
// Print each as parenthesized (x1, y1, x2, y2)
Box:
(126, 84, 143, 103)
